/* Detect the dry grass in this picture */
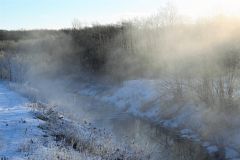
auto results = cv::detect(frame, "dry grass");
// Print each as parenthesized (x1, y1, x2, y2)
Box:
(27, 103, 149, 160)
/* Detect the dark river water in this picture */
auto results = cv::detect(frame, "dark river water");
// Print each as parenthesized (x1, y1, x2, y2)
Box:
(56, 94, 214, 160)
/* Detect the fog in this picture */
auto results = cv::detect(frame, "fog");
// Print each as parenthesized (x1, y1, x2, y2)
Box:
(1, 8, 240, 158)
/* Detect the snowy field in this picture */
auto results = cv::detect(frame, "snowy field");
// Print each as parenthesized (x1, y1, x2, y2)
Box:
(0, 82, 44, 159)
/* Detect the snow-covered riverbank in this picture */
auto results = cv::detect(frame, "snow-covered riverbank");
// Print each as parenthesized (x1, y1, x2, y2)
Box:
(0, 82, 44, 159)
(6, 78, 240, 160)
(77, 79, 240, 159)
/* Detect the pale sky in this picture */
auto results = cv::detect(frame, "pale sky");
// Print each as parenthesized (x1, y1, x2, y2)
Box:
(1, 0, 240, 30)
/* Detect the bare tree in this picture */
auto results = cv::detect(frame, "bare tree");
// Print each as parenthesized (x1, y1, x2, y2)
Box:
(72, 18, 82, 30)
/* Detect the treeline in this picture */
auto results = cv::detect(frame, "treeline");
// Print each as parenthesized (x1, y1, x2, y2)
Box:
(1, 15, 240, 112)
(64, 25, 123, 72)
(0, 30, 60, 41)
(0, 26, 121, 79)
(0, 23, 154, 80)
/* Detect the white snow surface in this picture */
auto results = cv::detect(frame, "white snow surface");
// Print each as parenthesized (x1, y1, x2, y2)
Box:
(0, 82, 44, 159)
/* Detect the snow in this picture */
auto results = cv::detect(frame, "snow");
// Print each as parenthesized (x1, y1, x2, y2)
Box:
(225, 147, 240, 159)
(98, 79, 197, 129)
(78, 79, 240, 159)
(101, 80, 159, 111)
(180, 129, 192, 134)
(206, 145, 218, 153)
(7, 78, 240, 159)
(0, 82, 44, 159)
(79, 79, 198, 128)
(202, 142, 210, 147)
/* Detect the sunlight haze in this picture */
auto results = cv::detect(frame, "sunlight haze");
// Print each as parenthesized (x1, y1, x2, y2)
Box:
(1, 0, 240, 29)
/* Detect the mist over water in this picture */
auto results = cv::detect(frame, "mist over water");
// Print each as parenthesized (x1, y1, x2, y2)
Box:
(1, 7, 240, 158)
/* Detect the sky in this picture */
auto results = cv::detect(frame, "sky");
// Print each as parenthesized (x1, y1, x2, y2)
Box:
(1, 0, 240, 30)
